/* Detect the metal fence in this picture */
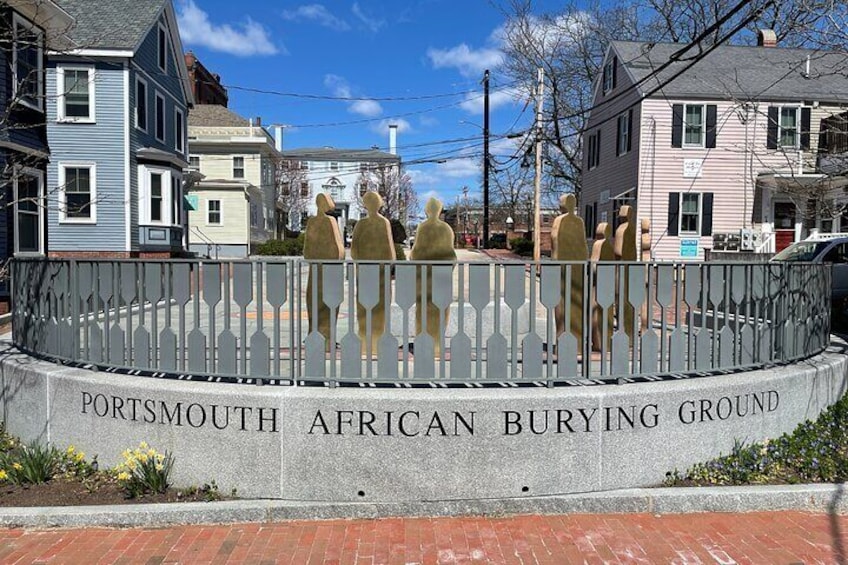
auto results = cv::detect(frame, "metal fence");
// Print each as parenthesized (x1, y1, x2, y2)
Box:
(10, 258, 831, 385)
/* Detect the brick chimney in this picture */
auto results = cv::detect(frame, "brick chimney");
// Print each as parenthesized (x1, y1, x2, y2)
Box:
(757, 29, 777, 47)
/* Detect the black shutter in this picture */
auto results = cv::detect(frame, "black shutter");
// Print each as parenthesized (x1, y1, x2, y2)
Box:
(672, 104, 683, 148)
(592, 202, 597, 233)
(611, 56, 617, 89)
(705, 105, 717, 148)
(701, 192, 714, 236)
(767, 106, 778, 149)
(801, 107, 811, 149)
(596, 129, 601, 166)
(627, 110, 633, 152)
(584, 205, 592, 237)
(668, 192, 680, 236)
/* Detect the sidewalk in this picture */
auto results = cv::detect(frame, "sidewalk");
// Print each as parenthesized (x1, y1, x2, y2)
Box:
(1, 511, 844, 563)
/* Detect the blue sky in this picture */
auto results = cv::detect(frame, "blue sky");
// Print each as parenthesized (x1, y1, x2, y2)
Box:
(176, 0, 561, 208)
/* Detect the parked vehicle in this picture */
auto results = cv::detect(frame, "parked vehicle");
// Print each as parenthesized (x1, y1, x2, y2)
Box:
(770, 234, 848, 309)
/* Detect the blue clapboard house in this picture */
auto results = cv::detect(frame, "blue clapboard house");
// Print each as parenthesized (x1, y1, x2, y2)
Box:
(0, 0, 73, 309)
(46, 0, 193, 258)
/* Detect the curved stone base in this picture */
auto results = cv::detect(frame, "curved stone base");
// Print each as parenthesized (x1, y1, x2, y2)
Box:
(1, 339, 846, 501)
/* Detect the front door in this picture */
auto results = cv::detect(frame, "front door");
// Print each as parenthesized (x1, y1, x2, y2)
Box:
(774, 201, 797, 252)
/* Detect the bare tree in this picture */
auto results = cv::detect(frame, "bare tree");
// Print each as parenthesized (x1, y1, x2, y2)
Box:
(355, 164, 418, 223)
(276, 159, 310, 237)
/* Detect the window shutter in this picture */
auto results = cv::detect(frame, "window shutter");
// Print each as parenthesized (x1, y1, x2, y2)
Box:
(596, 130, 601, 166)
(627, 110, 633, 152)
(668, 192, 680, 236)
(767, 106, 778, 149)
(611, 56, 617, 89)
(705, 105, 717, 148)
(672, 105, 683, 148)
(801, 107, 811, 150)
(701, 192, 714, 236)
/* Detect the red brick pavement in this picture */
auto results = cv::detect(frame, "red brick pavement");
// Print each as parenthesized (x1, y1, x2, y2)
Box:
(0, 511, 845, 564)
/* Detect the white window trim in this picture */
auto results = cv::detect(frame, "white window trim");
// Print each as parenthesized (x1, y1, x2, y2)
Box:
(157, 23, 167, 74)
(135, 76, 148, 132)
(58, 162, 97, 223)
(207, 198, 222, 225)
(233, 156, 245, 178)
(679, 192, 703, 235)
(12, 14, 43, 112)
(778, 105, 801, 149)
(56, 65, 96, 123)
(138, 165, 174, 225)
(174, 107, 184, 153)
(617, 112, 629, 156)
(154, 91, 166, 143)
(188, 154, 200, 170)
(683, 104, 706, 148)
(13, 166, 44, 255)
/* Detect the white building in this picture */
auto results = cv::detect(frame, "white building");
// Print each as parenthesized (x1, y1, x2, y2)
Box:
(280, 126, 402, 236)
(186, 106, 278, 258)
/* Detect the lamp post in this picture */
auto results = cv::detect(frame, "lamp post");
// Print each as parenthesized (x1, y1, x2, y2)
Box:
(505, 216, 514, 249)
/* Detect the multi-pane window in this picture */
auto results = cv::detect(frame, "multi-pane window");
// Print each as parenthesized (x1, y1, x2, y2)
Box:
(330, 161, 339, 171)
(208, 199, 221, 224)
(300, 181, 309, 196)
(13, 16, 41, 109)
(15, 170, 42, 253)
(586, 130, 601, 169)
(602, 58, 615, 94)
(175, 108, 184, 152)
(684, 105, 705, 146)
(189, 155, 200, 169)
(616, 111, 631, 156)
(136, 78, 147, 131)
(59, 67, 94, 121)
(250, 203, 260, 227)
(150, 172, 163, 222)
(233, 156, 245, 178)
(155, 92, 165, 142)
(780, 107, 799, 147)
(62, 165, 94, 220)
(171, 175, 181, 226)
(680, 193, 701, 234)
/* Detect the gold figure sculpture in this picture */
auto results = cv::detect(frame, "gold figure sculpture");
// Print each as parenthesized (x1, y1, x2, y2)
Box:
(303, 193, 345, 347)
(550, 194, 587, 343)
(350, 191, 396, 355)
(411, 197, 456, 357)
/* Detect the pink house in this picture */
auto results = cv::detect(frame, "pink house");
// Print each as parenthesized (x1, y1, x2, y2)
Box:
(581, 33, 848, 260)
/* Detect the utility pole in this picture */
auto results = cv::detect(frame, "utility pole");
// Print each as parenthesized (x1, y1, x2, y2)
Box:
(482, 69, 491, 249)
(533, 68, 545, 262)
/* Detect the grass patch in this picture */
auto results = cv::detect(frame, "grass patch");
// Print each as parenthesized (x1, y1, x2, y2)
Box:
(666, 394, 848, 486)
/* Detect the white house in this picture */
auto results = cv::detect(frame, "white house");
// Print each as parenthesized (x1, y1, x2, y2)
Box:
(186, 105, 278, 258)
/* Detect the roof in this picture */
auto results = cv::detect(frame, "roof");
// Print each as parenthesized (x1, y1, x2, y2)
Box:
(280, 147, 400, 162)
(56, 0, 165, 50)
(612, 40, 848, 103)
(189, 105, 251, 127)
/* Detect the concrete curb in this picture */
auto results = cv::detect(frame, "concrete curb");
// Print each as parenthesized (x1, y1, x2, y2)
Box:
(1, 484, 847, 528)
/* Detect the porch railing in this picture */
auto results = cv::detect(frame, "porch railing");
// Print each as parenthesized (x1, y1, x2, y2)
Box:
(10, 258, 831, 385)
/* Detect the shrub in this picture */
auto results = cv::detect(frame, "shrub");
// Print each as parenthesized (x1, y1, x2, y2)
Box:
(488, 238, 508, 250)
(510, 237, 533, 256)
(390, 218, 407, 244)
(256, 233, 305, 256)
(114, 442, 174, 498)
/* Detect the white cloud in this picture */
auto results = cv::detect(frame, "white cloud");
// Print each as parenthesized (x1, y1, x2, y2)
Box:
(370, 118, 412, 136)
(282, 4, 350, 30)
(350, 99, 383, 117)
(352, 2, 385, 32)
(426, 43, 503, 78)
(459, 86, 523, 115)
(178, 0, 280, 56)
(437, 158, 480, 178)
(419, 115, 439, 127)
(324, 74, 383, 117)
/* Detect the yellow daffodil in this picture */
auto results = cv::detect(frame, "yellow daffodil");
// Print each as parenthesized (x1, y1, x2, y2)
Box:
(117, 471, 131, 481)
(0, 470, 7, 481)
(12, 462, 22, 471)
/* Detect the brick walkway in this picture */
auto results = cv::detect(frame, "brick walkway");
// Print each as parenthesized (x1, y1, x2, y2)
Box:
(1, 511, 845, 564)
